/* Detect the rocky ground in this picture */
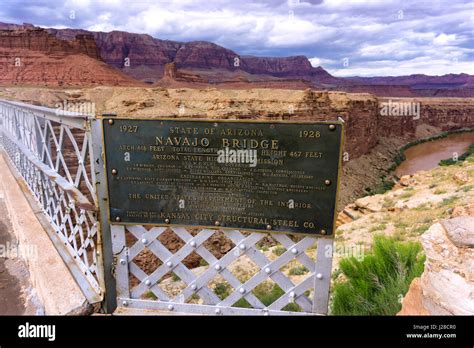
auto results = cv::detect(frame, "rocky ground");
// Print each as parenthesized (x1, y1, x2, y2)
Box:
(336, 155, 473, 258)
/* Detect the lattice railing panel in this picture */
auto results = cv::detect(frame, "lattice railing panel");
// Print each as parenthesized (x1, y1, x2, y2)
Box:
(1, 102, 96, 204)
(113, 225, 333, 315)
(0, 101, 103, 302)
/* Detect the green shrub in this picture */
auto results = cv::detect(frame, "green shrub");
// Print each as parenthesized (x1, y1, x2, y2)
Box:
(411, 224, 430, 236)
(440, 196, 458, 207)
(369, 223, 387, 233)
(214, 282, 231, 300)
(233, 283, 301, 312)
(459, 185, 473, 193)
(331, 236, 425, 316)
(143, 291, 157, 300)
(288, 265, 309, 275)
(365, 180, 395, 196)
(272, 246, 286, 256)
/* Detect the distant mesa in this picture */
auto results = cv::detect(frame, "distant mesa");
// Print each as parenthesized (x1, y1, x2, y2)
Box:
(0, 22, 472, 96)
(0, 25, 142, 87)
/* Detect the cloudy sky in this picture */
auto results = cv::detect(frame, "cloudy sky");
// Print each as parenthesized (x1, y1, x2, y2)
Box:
(1, 0, 473, 76)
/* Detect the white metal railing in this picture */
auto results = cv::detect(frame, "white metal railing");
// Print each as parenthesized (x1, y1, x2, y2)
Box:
(0, 99, 104, 303)
(113, 225, 333, 315)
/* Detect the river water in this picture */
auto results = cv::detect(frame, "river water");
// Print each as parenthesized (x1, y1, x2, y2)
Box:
(395, 132, 474, 177)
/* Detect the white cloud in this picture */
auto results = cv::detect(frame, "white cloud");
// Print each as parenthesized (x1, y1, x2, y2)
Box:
(329, 57, 474, 77)
(319, 0, 399, 11)
(266, 18, 335, 47)
(309, 57, 337, 67)
(433, 33, 458, 46)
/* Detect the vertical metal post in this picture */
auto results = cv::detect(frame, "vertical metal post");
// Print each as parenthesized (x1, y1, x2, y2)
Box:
(35, 117, 46, 161)
(312, 237, 334, 315)
(90, 118, 117, 313)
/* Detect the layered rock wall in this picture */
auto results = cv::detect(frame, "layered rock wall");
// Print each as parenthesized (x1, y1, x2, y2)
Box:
(0, 28, 100, 59)
(0, 28, 142, 86)
(377, 98, 474, 137)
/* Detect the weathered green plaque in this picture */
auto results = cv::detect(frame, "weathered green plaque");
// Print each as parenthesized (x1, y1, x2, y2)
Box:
(102, 119, 343, 236)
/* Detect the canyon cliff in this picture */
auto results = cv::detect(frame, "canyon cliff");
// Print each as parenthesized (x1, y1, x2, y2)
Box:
(1, 22, 472, 96)
(47, 27, 328, 84)
(0, 27, 143, 86)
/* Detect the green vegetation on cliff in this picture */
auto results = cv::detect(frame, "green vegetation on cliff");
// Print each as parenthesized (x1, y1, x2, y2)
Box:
(439, 143, 474, 166)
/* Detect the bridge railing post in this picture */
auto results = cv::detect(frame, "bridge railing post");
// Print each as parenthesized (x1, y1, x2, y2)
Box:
(90, 117, 117, 313)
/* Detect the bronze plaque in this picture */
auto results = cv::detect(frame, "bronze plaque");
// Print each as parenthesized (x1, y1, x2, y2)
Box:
(102, 119, 343, 236)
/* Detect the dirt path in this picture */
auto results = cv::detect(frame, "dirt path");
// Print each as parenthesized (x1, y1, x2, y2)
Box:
(0, 193, 42, 315)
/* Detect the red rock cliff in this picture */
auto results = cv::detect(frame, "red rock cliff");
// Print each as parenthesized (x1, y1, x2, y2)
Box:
(0, 27, 142, 86)
(0, 27, 101, 59)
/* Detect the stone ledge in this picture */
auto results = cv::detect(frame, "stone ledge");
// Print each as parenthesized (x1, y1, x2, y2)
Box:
(0, 153, 90, 315)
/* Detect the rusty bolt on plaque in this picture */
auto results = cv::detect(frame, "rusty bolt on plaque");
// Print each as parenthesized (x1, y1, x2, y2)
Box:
(329, 124, 336, 131)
